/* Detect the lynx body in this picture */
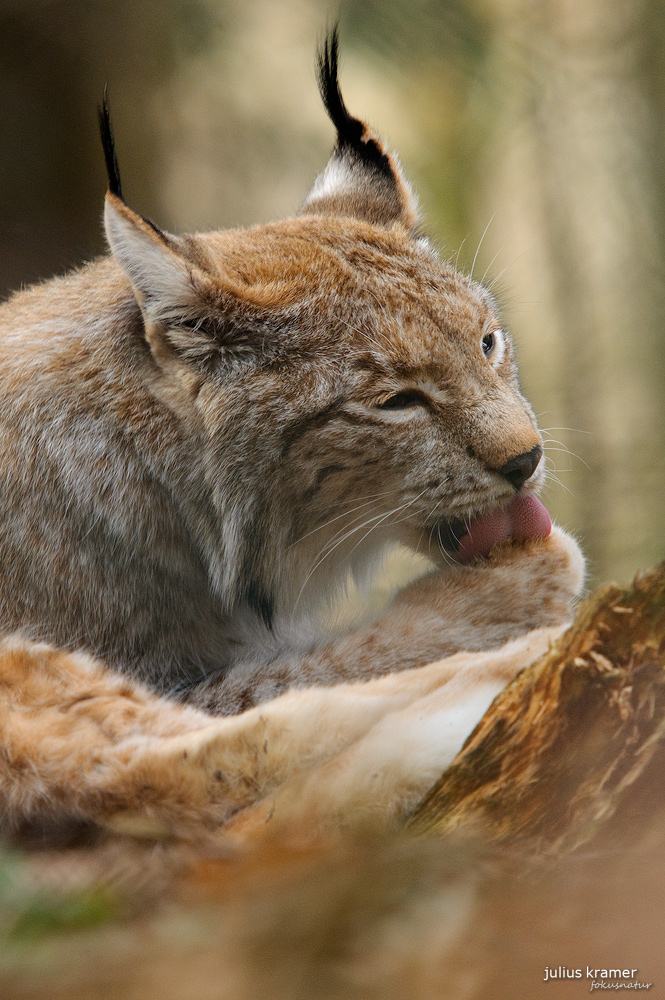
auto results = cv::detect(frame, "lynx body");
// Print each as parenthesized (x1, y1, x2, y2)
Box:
(0, 40, 581, 715)
(0, 37, 583, 833)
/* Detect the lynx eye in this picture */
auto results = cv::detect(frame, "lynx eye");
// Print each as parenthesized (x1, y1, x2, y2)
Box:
(375, 390, 426, 410)
(481, 332, 496, 357)
(481, 328, 506, 365)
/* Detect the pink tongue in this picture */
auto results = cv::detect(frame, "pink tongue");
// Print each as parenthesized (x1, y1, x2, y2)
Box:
(456, 494, 551, 564)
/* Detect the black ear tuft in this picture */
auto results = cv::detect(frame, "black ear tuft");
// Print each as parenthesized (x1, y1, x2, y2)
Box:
(98, 86, 123, 200)
(317, 27, 394, 182)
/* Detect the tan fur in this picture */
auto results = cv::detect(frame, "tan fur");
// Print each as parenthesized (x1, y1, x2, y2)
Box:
(0, 44, 585, 835)
(0, 622, 566, 838)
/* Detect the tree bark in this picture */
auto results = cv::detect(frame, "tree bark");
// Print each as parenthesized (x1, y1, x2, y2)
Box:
(409, 561, 665, 851)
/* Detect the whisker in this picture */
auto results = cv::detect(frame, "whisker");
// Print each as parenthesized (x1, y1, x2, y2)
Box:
(485, 266, 508, 293)
(542, 471, 573, 497)
(480, 242, 506, 286)
(292, 489, 429, 613)
(454, 237, 467, 271)
(343, 487, 431, 565)
(292, 510, 395, 614)
(366, 289, 397, 346)
(540, 425, 593, 436)
(543, 443, 590, 471)
(289, 488, 404, 549)
(413, 486, 453, 556)
(311, 504, 398, 561)
(470, 215, 495, 281)
(436, 523, 459, 569)
(295, 487, 433, 611)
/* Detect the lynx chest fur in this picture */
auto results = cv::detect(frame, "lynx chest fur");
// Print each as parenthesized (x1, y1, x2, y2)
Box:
(0, 37, 582, 717)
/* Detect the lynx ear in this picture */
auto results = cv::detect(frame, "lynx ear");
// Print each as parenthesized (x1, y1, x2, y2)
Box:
(104, 193, 201, 320)
(99, 97, 269, 374)
(99, 94, 202, 322)
(301, 29, 419, 230)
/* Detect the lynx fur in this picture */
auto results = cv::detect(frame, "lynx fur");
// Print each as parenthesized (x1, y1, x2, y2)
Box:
(0, 35, 583, 838)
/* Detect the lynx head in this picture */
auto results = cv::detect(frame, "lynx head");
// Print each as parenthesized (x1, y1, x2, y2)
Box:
(100, 31, 545, 629)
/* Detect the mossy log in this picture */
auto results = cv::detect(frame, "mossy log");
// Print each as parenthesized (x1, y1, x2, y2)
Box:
(409, 562, 665, 850)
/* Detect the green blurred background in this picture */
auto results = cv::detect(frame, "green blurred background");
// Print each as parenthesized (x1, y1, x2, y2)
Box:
(1, 0, 664, 588)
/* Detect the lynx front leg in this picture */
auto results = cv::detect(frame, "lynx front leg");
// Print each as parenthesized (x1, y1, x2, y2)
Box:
(118, 626, 561, 838)
(0, 633, 325, 834)
(0, 633, 355, 834)
(225, 629, 559, 839)
(191, 526, 584, 715)
(0, 628, 553, 836)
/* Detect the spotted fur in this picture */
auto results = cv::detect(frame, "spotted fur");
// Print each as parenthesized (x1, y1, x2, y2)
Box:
(0, 32, 586, 842)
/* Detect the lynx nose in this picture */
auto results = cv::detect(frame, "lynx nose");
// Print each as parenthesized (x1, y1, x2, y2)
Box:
(499, 445, 542, 490)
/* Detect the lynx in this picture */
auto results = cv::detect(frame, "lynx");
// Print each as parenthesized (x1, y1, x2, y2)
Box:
(0, 34, 583, 836)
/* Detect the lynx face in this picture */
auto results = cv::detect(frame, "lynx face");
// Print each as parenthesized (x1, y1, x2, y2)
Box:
(103, 38, 543, 629)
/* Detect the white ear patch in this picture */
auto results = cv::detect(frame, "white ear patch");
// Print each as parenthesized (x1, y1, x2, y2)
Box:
(303, 159, 358, 208)
(302, 154, 421, 230)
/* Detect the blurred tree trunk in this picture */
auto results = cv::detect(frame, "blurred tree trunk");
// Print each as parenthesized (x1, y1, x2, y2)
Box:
(0, 0, 203, 296)
(480, 0, 665, 586)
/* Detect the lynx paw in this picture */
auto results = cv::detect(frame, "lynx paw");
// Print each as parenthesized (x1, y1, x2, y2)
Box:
(397, 523, 585, 654)
(481, 524, 585, 630)
(488, 523, 585, 597)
